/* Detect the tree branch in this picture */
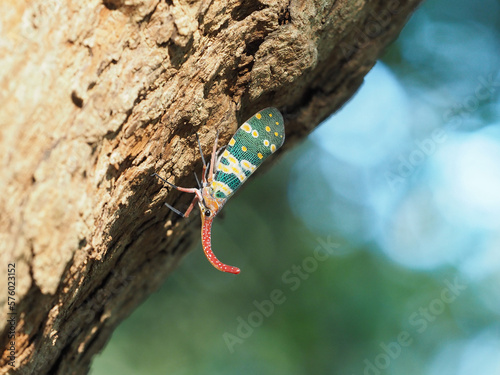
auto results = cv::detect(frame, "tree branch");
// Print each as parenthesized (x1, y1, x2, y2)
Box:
(0, 0, 422, 373)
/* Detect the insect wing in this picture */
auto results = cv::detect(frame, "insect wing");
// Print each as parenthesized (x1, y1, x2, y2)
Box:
(212, 107, 285, 199)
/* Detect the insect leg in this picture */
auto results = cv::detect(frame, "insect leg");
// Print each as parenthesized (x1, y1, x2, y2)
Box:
(195, 133, 207, 168)
(216, 145, 226, 157)
(208, 130, 219, 183)
(165, 194, 199, 218)
(194, 134, 209, 185)
(151, 173, 199, 194)
(152, 173, 203, 217)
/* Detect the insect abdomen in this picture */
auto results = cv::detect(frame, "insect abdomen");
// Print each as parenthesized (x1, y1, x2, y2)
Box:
(212, 107, 285, 199)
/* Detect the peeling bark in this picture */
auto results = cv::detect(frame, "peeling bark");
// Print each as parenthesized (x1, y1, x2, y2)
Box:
(0, 0, 422, 373)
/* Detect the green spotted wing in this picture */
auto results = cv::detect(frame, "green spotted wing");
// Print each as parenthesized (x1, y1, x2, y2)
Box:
(212, 107, 285, 199)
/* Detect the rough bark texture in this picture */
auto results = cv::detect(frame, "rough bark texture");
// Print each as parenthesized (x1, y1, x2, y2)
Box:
(0, 0, 422, 373)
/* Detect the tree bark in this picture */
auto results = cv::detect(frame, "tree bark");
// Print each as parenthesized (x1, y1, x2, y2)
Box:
(0, 0, 422, 373)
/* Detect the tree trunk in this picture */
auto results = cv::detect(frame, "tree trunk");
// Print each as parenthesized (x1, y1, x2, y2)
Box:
(0, 0, 422, 373)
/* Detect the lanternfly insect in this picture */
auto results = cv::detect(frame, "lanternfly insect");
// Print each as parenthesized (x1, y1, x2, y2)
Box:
(153, 107, 285, 274)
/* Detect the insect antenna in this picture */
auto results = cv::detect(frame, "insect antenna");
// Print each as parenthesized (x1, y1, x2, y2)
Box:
(195, 133, 206, 168)
(193, 172, 202, 189)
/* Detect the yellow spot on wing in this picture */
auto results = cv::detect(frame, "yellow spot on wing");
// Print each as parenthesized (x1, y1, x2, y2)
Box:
(229, 138, 236, 146)
(269, 113, 273, 117)
(213, 181, 233, 196)
(264, 140, 269, 146)
(256, 113, 262, 119)
(252, 130, 259, 138)
(274, 132, 278, 136)
(218, 164, 230, 173)
(265, 126, 271, 132)
(231, 166, 246, 182)
(257, 152, 263, 159)
(241, 160, 256, 172)
(242, 146, 247, 152)
(271, 144, 276, 152)
(242, 123, 251, 132)
(227, 154, 238, 164)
